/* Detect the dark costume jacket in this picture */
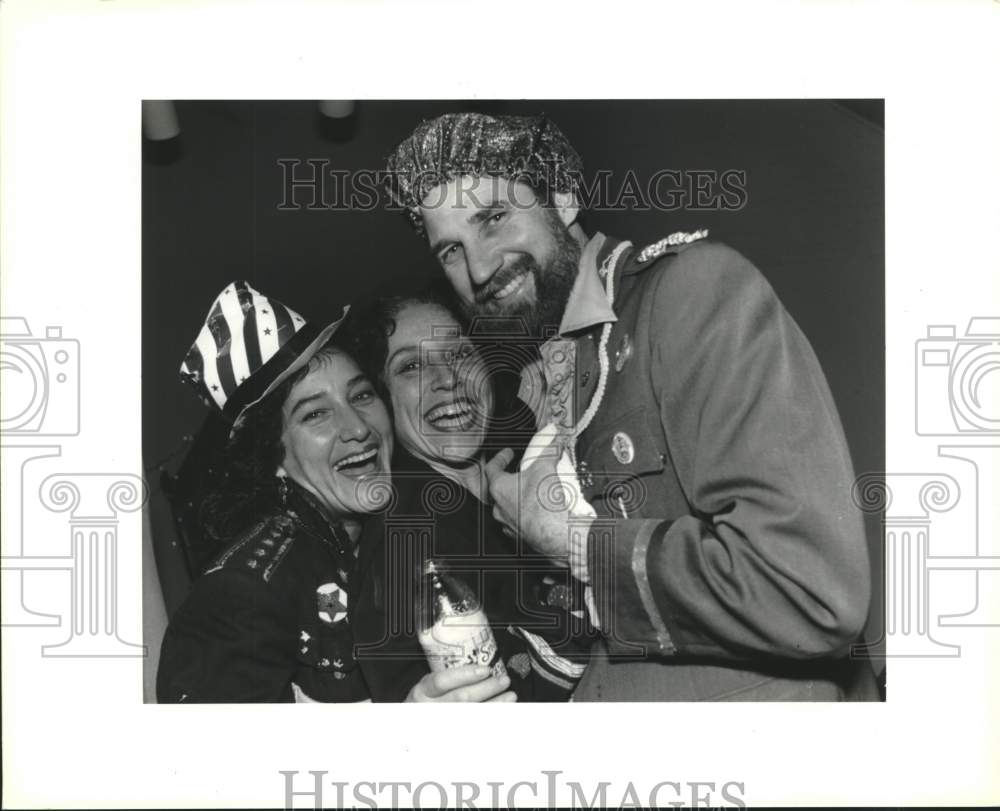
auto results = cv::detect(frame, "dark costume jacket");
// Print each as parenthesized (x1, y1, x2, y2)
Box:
(156, 481, 370, 703)
(540, 232, 876, 701)
(351, 448, 593, 702)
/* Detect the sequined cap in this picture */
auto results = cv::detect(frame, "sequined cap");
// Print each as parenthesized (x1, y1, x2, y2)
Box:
(384, 113, 584, 234)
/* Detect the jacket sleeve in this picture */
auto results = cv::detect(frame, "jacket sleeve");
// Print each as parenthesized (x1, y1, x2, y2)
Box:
(587, 243, 870, 661)
(156, 569, 299, 702)
(506, 572, 599, 699)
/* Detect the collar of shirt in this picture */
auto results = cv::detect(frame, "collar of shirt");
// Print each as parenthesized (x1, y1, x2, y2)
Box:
(558, 231, 618, 336)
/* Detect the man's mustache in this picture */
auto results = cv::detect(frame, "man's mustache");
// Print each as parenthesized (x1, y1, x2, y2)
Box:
(474, 256, 538, 306)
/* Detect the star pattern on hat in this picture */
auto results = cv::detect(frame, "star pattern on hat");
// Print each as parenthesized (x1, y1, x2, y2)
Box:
(180, 280, 339, 422)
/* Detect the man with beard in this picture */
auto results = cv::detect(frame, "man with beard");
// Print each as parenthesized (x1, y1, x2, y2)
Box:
(384, 112, 877, 701)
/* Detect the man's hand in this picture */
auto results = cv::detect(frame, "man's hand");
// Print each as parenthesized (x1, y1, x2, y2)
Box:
(405, 665, 515, 702)
(485, 442, 578, 565)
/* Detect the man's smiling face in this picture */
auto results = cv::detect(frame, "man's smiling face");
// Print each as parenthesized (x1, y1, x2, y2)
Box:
(419, 175, 582, 336)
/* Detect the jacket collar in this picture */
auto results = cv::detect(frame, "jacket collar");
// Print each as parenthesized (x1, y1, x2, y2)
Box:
(284, 478, 353, 557)
(557, 232, 622, 336)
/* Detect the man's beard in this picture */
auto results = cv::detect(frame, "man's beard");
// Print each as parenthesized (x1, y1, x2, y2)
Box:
(472, 211, 581, 340)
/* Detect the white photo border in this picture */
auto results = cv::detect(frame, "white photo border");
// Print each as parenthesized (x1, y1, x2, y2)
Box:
(2, 0, 998, 807)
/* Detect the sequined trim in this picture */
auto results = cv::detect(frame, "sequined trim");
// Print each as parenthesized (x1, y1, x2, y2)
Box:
(263, 533, 296, 583)
(203, 528, 258, 575)
(636, 229, 709, 263)
(385, 113, 584, 223)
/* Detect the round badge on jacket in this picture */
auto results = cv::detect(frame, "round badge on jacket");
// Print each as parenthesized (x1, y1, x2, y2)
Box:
(611, 432, 635, 464)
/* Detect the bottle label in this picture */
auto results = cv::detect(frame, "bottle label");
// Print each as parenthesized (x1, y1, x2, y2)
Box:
(419, 613, 507, 678)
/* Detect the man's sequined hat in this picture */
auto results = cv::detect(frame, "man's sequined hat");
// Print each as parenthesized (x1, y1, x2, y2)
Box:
(384, 113, 584, 234)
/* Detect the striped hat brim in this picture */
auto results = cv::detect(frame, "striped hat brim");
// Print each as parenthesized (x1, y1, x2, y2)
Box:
(225, 307, 349, 427)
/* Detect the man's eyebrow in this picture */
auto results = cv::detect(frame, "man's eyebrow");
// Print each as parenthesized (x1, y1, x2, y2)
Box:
(428, 237, 452, 258)
(427, 202, 505, 257)
(468, 203, 504, 225)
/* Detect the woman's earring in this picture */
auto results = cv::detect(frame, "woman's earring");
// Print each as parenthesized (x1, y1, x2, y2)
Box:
(276, 474, 290, 507)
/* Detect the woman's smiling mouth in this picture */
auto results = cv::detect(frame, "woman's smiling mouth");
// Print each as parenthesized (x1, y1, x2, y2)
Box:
(332, 445, 381, 476)
(424, 398, 479, 431)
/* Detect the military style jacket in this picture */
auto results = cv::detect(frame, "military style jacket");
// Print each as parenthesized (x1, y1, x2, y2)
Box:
(549, 232, 876, 700)
(156, 482, 370, 703)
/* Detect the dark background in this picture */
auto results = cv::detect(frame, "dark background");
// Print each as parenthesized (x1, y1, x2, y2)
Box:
(142, 100, 885, 686)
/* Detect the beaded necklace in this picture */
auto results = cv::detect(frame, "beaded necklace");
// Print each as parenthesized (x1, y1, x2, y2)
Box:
(566, 240, 632, 471)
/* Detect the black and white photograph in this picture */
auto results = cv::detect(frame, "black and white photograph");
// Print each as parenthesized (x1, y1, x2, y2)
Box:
(142, 100, 886, 706)
(2, 1, 997, 808)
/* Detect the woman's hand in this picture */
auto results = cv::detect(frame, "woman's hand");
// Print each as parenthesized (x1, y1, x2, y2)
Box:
(405, 665, 516, 702)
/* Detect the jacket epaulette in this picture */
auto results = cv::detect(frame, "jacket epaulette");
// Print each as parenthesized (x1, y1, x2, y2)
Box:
(205, 511, 300, 583)
(624, 229, 710, 274)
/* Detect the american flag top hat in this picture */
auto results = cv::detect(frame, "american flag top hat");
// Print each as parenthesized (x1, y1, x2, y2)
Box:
(180, 280, 349, 424)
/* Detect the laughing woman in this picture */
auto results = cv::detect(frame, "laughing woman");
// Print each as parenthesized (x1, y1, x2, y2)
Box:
(156, 282, 514, 703)
(346, 285, 594, 701)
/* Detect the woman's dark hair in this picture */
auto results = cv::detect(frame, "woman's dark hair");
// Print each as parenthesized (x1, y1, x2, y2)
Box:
(199, 338, 348, 552)
(340, 279, 466, 400)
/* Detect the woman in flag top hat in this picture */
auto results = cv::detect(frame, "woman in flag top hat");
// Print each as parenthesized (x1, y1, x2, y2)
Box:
(156, 281, 515, 703)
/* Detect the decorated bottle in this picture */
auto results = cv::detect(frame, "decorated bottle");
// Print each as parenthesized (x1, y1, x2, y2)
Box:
(416, 560, 506, 677)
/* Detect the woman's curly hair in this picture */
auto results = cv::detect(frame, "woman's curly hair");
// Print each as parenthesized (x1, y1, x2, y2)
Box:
(199, 339, 347, 551)
(339, 279, 465, 400)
